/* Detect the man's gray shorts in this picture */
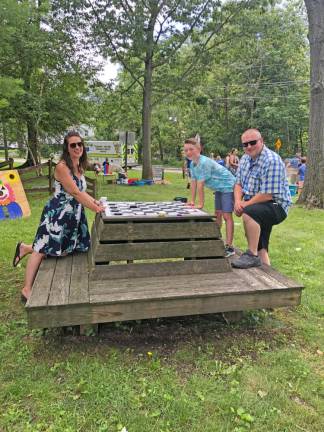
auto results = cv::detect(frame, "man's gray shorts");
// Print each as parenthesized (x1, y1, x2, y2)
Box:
(215, 191, 234, 213)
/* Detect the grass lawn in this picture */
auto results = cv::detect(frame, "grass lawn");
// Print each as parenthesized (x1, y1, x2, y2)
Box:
(0, 170, 323, 432)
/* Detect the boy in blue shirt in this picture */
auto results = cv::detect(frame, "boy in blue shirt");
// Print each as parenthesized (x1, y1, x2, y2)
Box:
(184, 137, 236, 257)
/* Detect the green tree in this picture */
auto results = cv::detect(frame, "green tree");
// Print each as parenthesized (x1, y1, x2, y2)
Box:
(0, 0, 99, 165)
(62, 0, 258, 178)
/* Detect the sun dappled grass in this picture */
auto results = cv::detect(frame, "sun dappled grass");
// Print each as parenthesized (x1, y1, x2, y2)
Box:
(0, 171, 323, 431)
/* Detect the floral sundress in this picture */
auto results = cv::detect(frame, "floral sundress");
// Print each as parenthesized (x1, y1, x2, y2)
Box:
(33, 174, 90, 256)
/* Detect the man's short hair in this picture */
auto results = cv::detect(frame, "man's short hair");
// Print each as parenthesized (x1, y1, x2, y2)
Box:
(241, 128, 262, 138)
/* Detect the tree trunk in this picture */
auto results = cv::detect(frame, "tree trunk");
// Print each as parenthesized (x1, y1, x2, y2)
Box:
(141, 56, 153, 179)
(141, 8, 158, 180)
(27, 120, 39, 165)
(18, 121, 39, 168)
(299, 0, 324, 207)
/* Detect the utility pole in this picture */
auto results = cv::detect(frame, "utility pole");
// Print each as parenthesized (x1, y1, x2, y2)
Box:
(124, 131, 128, 172)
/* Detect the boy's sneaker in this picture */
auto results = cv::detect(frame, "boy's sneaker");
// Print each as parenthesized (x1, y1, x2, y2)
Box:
(224, 245, 235, 258)
(231, 250, 261, 269)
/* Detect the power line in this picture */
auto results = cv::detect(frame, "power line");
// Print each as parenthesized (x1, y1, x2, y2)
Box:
(207, 80, 309, 91)
(208, 93, 309, 102)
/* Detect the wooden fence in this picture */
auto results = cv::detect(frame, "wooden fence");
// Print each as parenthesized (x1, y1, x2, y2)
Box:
(0, 158, 14, 170)
(1, 159, 96, 198)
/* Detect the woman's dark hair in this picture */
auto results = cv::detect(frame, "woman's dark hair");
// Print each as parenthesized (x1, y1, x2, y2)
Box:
(61, 131, 88, 174)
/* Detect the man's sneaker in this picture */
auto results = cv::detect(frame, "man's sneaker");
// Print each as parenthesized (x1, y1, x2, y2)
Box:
(224, 245, 235, 258)
(231, 250, 262, 269)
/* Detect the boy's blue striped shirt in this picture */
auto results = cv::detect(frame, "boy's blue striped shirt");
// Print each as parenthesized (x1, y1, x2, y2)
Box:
(190, 155, 235, 193)
(236, 146, 292, 214)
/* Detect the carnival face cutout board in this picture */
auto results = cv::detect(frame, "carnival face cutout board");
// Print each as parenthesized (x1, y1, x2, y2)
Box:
(0, 170, 31, 221)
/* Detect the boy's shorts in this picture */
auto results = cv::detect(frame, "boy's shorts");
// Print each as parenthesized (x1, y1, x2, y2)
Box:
(215, 191, 234, 213)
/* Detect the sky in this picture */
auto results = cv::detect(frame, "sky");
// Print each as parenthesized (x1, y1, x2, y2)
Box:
(97, 58, 119, 83)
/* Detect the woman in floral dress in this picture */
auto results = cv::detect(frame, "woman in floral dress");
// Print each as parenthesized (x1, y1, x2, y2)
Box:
(13, 131, 104, 302)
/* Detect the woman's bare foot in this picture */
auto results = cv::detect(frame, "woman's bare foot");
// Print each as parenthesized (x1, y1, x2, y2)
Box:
(21, 287, 31, 300)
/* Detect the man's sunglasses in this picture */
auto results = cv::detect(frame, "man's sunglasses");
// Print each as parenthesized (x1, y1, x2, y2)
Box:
(242, 139, 258, 148)
(69, 142, 83, 149)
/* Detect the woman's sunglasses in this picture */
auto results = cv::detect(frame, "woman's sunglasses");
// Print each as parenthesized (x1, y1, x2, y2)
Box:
(69, 141, 83, 149)
(242, 139, 258, 148)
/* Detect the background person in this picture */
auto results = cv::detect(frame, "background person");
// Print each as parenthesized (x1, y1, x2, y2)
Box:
(231, 128, 291, 269)
(287, 152, 301, 184)
(109, 161, 128, 180)
(297, 156, 307, 194)
(225, 152, 231, 170)
(215, 155, 225, 166)
(12, 131, 104, 302)
(228, 148, 240, 175)
(102, 158, 109, 175)
(184, 137, 236, 257)
(93, 161, 102, 176)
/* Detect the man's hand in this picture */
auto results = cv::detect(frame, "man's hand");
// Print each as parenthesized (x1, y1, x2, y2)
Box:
(234, 200, 245, 217)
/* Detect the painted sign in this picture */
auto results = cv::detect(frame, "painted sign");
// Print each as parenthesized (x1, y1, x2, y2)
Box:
(275, 138, 282, 151)
(0, 170, 31, 221)
(86, 132, 138, 167)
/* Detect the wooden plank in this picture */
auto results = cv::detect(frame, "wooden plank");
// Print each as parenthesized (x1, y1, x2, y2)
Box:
(69, 253, 89, 305)
(232, 249, 304, 290)
(100, 220, 221, 241)
(89, 270, 299, 303)
(90, 258, 231, 281)
(94, 239, 225, 262)
(89, 218, 99, 266)
(25, 187, 50, 193)
(48, 255, 73, 306)
(26, 288, 302, 328)
(244, 267, 288, 289)
(27, 257, 57, 307)
(21, 175, 48, 184)
(95, 212, 103, 236)
(18, 161, 49, 174)
(254, 264, 304, 289)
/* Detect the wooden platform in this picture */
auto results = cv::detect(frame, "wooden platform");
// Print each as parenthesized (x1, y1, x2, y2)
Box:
(25, 203, 303, 329)
(26, 252, 303, 329)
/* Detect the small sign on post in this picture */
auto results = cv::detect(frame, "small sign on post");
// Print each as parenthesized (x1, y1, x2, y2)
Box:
(275, 138, 282, 153)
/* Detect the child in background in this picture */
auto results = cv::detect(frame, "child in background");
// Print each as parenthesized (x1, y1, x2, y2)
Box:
(184, 137, 236, 257)
(297, 157, 307, 194)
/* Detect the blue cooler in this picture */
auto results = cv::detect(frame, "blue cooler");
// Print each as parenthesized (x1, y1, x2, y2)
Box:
(289, 184, 297, 196)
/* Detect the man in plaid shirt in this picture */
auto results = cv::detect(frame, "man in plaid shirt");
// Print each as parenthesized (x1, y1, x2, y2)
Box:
(231, 128, 291, 269)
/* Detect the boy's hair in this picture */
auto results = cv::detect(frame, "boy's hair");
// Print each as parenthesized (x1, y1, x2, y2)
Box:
(184, 137, 200, 146)
(301, 157, 307, 163)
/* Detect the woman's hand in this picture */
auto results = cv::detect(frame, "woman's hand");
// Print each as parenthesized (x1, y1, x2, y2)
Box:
(93, 200, 105, 213)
